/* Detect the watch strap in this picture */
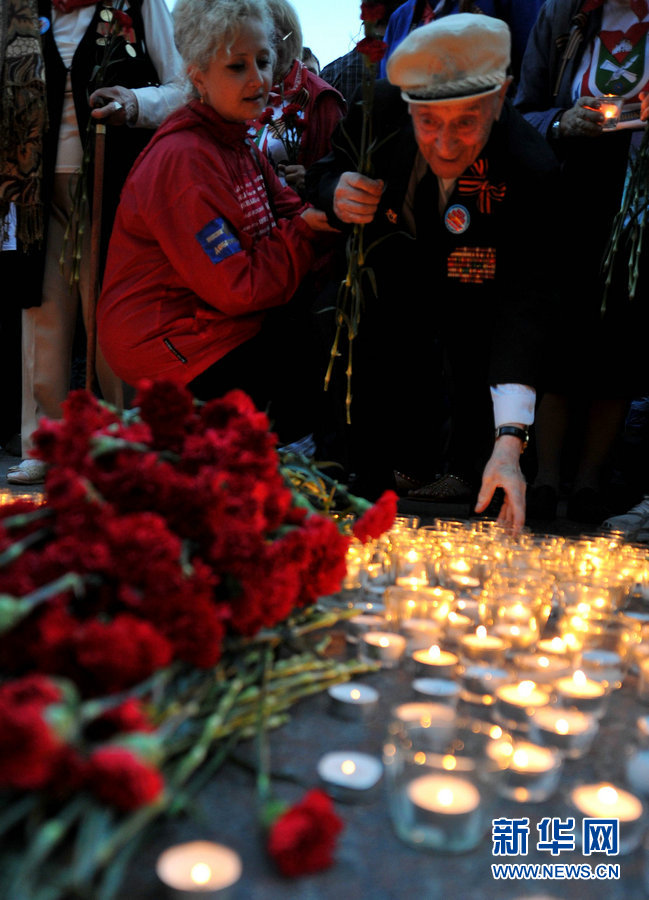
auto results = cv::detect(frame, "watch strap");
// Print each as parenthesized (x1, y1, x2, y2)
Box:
(494, 424, 529, 450)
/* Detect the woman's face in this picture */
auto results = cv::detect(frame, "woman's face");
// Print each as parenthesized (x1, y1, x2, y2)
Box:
(191, 18, 273, 122)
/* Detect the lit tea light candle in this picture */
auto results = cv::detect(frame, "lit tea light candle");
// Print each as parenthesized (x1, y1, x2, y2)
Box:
(554, 669, 607, 716)
(346, 613, 387, 644)
(569, 783, 644, 855)
(459, 626, 508, 665)
(359, 631, 406, 668)
(492, 739, 561, 803)
(491, 622, 538, 651)
(448, 573, 481, 592)
(511, 652, 571, 685)
(453, 597, 481, 624)
(412, 644, 458, 679)
(579, 648, 624, 691)
(399, 617, 443, 651)
(317, 751, 383, 802)
(460, 664, 510, 706)
(444, 611, 475, 644)
(156, 841, 242, 898)
(407, 772, 480, 816)
(597, 96, 623, 130)
(327, 681, 379, 721)
(495, 679, 550, 726)
(412, 677, 461, 707)
(536, 636, 578, 661)
(528, 706, 598, 759)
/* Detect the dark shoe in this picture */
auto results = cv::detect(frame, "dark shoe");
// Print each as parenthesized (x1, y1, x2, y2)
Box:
(526, 484, 558, 520)
(566, 487, 611, 524)
(408, 473, 472, 503)
(394, 470, 425, 497)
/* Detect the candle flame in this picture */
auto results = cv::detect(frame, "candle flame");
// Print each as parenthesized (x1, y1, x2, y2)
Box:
(442, 754, 457, 771)
(379, 637, 390, 648)
(341, 759, 357, 775)
(556, 718, 570, 735)
(512, 749, 529, 768)
(538, 656, 549, 668)
(477, 625, 487, 639)
(428, 644, 441, 660)
(598, 785, 618, 805)
(350, 689, 361, 700)
(489, 725, 503, 739)
(573, 669, 587, 687)
(414, 751, 427, 765)
(437, 788, 454, 807)
(518, 680, 536, 697)
(191, 863, 212, 886)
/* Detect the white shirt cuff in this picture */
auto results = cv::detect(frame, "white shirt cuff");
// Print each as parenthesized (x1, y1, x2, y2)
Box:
(490, 384, 536, 428)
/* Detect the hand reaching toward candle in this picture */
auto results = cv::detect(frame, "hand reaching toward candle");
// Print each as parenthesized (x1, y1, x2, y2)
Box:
(557, 96, 605, 138)
(474, 435, 527, 533)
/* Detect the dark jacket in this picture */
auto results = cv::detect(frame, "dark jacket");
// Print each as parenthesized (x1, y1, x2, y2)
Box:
(2, 0, 160, 308)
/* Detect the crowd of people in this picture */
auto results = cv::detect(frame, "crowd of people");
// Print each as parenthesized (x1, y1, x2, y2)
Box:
(1, 0, 648, 538)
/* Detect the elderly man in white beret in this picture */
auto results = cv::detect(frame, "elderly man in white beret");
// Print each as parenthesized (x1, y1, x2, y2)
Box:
(307, 14, 560, 532)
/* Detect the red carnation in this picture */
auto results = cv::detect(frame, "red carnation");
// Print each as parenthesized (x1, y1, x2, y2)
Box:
(113, 8, 132, 28)
(267, 789, 344, 877)
(351, 489, 398, 542)
(259, 107, 275, 125)
(360, 2, 386, 22)
(0, 700, 63, 790)
(356, 36, 388, 63)
(0, 674, 62, 709)
(87, 746, 163, 811)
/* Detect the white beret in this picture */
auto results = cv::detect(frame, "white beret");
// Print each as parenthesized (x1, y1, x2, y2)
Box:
(386, 13, 511, 104)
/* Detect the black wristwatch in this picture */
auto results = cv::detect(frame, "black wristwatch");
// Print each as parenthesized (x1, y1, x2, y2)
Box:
(550, 114, 563, 141)
(494, 424, 530, 451)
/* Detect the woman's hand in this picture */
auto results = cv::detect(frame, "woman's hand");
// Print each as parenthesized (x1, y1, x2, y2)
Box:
(300, 207, 340, 232)
(558, 96, 605, 138)
(278, 163, 306, 193)
(89, 86, 138, 126)
(333, 171, 384, 224)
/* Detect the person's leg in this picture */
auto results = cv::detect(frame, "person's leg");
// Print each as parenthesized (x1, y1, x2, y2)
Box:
(20, 174, 79, 457)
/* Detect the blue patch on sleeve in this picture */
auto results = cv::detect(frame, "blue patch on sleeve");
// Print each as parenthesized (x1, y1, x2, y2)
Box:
(196, 217, 242, 264)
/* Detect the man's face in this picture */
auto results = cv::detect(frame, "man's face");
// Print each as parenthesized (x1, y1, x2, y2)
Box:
(409, 84, 508, 179)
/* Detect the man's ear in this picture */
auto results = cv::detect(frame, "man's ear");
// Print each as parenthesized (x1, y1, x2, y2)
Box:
(494, 77, 513, 120)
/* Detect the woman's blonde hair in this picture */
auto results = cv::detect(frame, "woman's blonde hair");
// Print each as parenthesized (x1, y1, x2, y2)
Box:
(174, 0, 274, 78)
(265, 0, 303, 81)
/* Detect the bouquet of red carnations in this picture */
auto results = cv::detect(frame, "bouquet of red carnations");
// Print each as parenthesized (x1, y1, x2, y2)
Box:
(0, 379, 397, 898)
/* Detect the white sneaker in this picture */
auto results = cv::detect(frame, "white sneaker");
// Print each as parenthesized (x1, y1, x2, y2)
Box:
(601, 495, 649, 538)
(6, 459, 47, 485)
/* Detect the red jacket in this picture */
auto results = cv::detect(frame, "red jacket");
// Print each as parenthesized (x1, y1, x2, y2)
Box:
(98, 101, 318, 386)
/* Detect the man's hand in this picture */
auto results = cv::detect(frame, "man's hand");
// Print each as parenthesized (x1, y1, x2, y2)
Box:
(89, 86, 138, 126)
(474, 435, 527, 533)
(333, 171, 384, 224)
(558, 96, 605, 138)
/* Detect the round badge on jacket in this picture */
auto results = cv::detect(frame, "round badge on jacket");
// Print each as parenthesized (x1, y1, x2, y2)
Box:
(445, 204, 470, 234)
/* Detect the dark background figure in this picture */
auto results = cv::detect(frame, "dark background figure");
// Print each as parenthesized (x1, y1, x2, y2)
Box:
(515, 0, 649, 524)
(319, 0, 403, 102)
(379, 0, 546, 90)
(1, 0, 184, 485)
